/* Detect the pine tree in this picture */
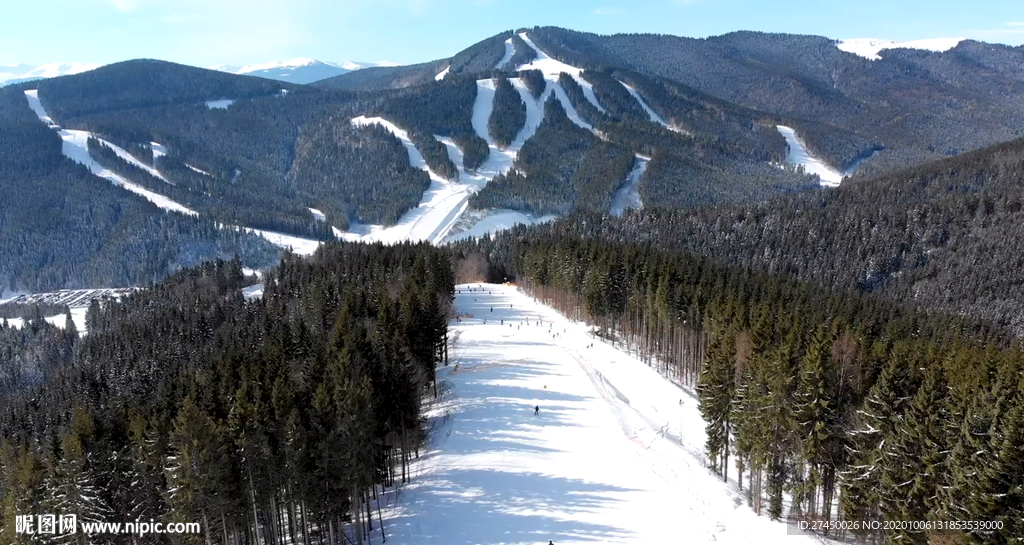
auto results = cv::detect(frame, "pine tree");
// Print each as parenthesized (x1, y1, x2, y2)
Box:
(699, 322, 735, 479)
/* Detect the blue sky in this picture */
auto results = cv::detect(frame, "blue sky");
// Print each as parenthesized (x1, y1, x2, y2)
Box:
(2, 0, 1023, 66)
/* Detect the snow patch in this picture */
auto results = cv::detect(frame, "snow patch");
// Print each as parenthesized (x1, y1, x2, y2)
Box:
(244, 227, 324, 256)
(776, 125, 843, 187)
(445, 209, 556, 241)
(610, 154, 649, 217)
(836, 37, 963, 60)
(205, 99, 234, 110)
(241, 284, 263, 300)
(308, 207, 326, 222)
(186, 163, 214, 177)
(435, 65, 450, 81)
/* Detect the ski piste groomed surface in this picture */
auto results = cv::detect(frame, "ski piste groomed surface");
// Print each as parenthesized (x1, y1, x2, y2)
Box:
(377, 283, 825, 545)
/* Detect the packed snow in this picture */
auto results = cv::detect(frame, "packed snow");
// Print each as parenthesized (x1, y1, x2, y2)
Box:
(205, 99, 235, 110)
(610, 154, 649, 217)
(516, 32, 606, 114)
(435, 66, 450, 81)
(25, 90, 197, 214)
(495, 38, 516, 70)
(309, 207, 326, 222)
(378, 283, 826, 544)
(836, 38, 963, 60)
(776, 125, 844, 187)
(1, 288, 134, 335)
(3, 308, 88, 334)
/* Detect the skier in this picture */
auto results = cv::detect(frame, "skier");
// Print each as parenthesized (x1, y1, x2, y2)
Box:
(534, 405, 539, 416)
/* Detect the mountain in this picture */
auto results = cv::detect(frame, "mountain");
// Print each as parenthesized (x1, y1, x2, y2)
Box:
(212, 58, 399, 84)
(5, 27, 1024, 293)
(0, 62, 100, 86)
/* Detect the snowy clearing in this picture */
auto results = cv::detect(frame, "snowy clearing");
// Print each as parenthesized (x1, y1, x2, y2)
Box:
(444, 209, 557, 242)
(3, 308, 88, 334)
(776, 125, 844, 187)
(150, 141, 168, 158)
(610, 154, 649, 217)
(435, 66, 450, 81)
(242, 227, 324, 256)
(24, 90, 195, 214)
(241, 284, 264, 301)
(836, 37, 963, 60)
(380, 284, 825, 544)
(309, 207, 326, 222)
(1, 288, 134, 335)
(205, 99, 235, 110)
(495, 38, 516, 70)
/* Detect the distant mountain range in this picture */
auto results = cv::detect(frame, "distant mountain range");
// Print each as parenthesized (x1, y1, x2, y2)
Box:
(210, 59, 401, 84)
(1, 59, 399, 87)
(0, 62, 100, 86)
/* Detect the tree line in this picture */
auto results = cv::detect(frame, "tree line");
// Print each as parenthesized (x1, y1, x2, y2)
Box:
(0, 244, 455, 545)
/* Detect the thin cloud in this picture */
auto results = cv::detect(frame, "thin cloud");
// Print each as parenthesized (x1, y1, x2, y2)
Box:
(109, 0, 140, 12)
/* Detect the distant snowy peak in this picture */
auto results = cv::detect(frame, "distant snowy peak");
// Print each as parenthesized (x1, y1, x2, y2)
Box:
(836, 38, 964, 60)
(0, 62, 100, 86)
(212, 59, 400, 84)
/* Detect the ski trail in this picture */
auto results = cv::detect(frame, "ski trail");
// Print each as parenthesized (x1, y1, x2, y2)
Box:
(435, 65, 450, 81)
(25, 90, 196, 216)
(516, 32, 607, 114)
(610, 154, 649, 217)
(377, 283, 831, 545)
(495, 38, 515, 70)
(617, 81, 688, 135)
(776, 125, 843, 187)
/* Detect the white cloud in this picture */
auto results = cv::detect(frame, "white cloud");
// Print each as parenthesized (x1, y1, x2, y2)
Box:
(1007, 21, 1024, 27)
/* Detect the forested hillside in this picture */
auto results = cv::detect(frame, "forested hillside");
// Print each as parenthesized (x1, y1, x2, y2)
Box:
(0, 246, 454, 545)
(455, 224, 1024, 544)
(0, 86, 278, 294)
(526, 27, 1024, 177)
(487, 135, 1024, 333)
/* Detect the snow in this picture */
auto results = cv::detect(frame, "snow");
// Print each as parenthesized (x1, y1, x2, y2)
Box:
(515, 32, 606, 114)
(618, 81, 686, 134)
(205, 99, 234, 110)
(444, 209, 556, 242)
(309, 207, 326, 222)
(495, 38, 515, 70)
(3, 308, 88, 333)
(610, 154, 649, 217)
(185, 163, 214, 177)
(243, 227, 324, 256)
(25, 89, 197, 215)
(380, 283, 825, 544)
(150, 141, 168, 159)
(836, 37, 963, 60)
(241, 284, 263, 300)
(340, 117, 474, 244)
(435, 66, 450, 81)
(776, 125, 844, 187)
(236, 58, 318, 73)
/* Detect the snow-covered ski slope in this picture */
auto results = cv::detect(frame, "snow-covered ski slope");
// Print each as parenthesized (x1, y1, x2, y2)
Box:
(516, 32, 606, 115)
(776, 125, 844, 187)
(610, 154, 649, 217)
(617, 81, 688, 135)
(495, 38, 515, 70)
(383, 284, 823, 544)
